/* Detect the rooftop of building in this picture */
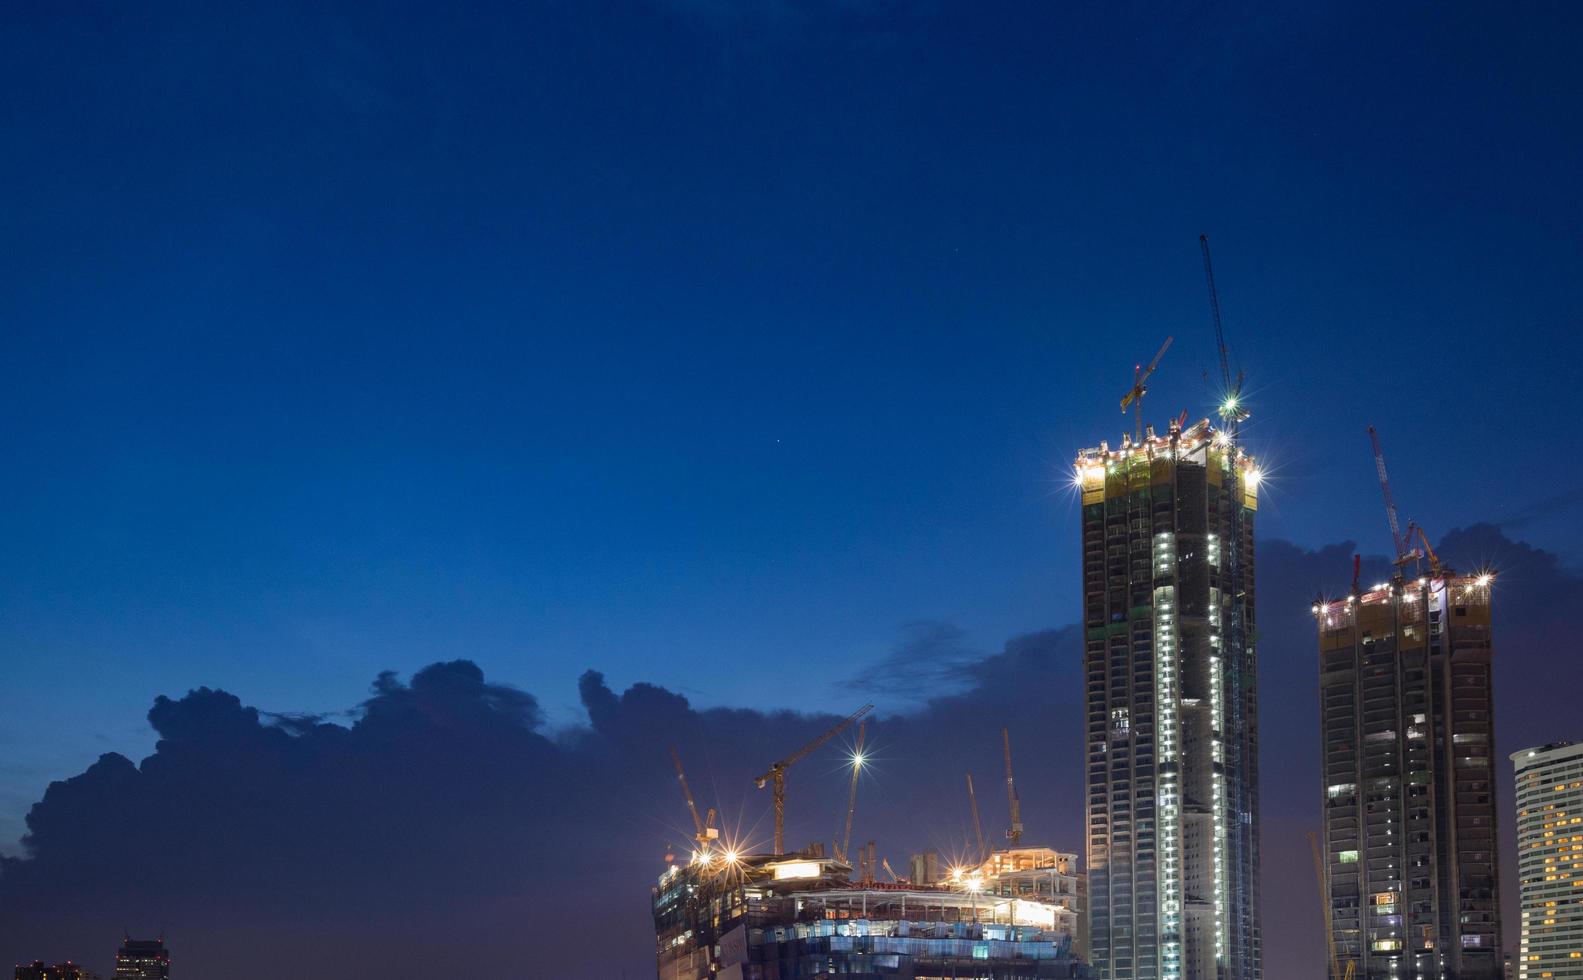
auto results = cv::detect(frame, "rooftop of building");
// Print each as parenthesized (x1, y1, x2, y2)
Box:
(1074, 417, 1256, 468)
(1312, 571, 1494, 618)
(1510, 740, 1583, 764)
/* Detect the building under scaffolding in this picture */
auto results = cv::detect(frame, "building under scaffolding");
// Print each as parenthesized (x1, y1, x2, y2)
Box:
(654, 848, 1092, 979)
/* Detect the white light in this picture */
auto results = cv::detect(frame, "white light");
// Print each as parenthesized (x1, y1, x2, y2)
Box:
(724, 850, 739, 864)
(773, 861, 821, 881)
(1245, 467, 1262, 489)
(851, 752, 865, 769)
(1476, 574, 1492, 587)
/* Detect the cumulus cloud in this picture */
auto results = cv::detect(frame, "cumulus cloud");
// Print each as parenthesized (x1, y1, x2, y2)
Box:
(1, 525, 1577, 979)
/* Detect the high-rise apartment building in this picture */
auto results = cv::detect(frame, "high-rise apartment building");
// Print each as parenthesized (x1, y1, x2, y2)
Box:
(14, 963, 95, 980)
(1315, 572, 1502, 979)
(1511, 741, 1583, 980)
(1077, 419, 1261, 980)
(113, 939, 168, 980)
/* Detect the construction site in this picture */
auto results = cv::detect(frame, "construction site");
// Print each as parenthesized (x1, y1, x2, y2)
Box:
(654, 715, 1093, 979)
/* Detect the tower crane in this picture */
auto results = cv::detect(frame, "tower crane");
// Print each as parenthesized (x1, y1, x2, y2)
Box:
(1120, 335, 1173, 442)
(1367, 426, 1439, 576)
(881, 857, 900, 883)
(1200, 235, 1247, 428)
(1002, 728, 1023, 846)
(836, 721, 868, 864)
(755, 703, 873, 855)
(670, 746, 719, 853)
(966, 772, 988, 865)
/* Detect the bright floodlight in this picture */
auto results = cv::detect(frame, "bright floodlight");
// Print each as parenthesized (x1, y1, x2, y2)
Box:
(851, 752, 865, 769)
(1245, 467, 1263, 489)
(1476, 573, 1492, 587)
(724, 849, 739, 864)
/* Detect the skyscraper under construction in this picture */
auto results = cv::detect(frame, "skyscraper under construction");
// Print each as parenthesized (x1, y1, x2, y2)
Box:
(1315, 571, 1502, 980)
(1077, 417, 1262, 980)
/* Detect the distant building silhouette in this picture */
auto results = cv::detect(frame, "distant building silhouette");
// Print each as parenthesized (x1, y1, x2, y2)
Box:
(112, 938, 168, 980)
(13, 962, 96, 980)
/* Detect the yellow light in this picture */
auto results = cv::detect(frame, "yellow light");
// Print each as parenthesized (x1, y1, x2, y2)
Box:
(724, 850, 739, 864)
(1245, 467, 1262, 489)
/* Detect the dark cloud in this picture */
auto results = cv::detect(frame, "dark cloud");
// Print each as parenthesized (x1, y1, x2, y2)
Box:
(2, 525, 1577, 979)
(844, 620, 982, 702)
(1493, 486, 1583, 530)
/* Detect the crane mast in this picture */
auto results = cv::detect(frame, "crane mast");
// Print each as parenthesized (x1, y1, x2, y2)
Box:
(1367, 425, 1439, 576)
(1367, 425, 1410, 562)
(1002, 728, 1023, 845)
(754, 703, 874, 855)
(670, 746, 718, 852)
(1200, 234, 1246, 427)
(966, 772, 987, 865)
(1310, 831, 1348, 980)
(836, 721, 867, 863)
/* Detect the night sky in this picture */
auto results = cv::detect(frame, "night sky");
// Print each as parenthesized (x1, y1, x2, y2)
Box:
(2, 2, 1581, 978)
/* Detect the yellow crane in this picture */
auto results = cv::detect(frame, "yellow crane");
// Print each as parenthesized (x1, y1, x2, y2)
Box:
(670, 746, 719, 853)
(966, 772, 987, 865)
(835, 721, 867, 864)
(1002, 727, 1023, 846)
(755, 703, 873, 855)
(1120, 335, 1173, 442)
(1309, 831, 1354, 980)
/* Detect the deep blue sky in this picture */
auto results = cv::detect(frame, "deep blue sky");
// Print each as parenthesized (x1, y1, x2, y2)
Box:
(1, 1, 1580, 960)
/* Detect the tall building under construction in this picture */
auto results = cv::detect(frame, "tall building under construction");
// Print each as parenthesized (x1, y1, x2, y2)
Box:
(1314, 572, 1502, 979)
(1077, 418, 1262, 980)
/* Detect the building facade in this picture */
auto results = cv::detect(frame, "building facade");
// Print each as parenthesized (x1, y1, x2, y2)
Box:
(1511, 741, 1583, 980)
(1077, 419, 1261, 980)
(1315, 573, 1502, 979)
(113, 939, 168, 980)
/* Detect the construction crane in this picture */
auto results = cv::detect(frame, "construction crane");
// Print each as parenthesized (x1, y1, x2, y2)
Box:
(1309, 831, 1354, 980)
(1199, 235, 1247, 427)
(1366, 425, 1411, 564)
(670, 746, 720, 853)
(1406, 520, 1443, 577)
(836, 721, 868, 864)
(1002, 728, 1023, 846)
(755, 703, 874, 855)
(1366, 425, 1441, 577)
(966, 772, 988, 865)
(1120, 335, 1173, 442)
(881, 857, 900, 883)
